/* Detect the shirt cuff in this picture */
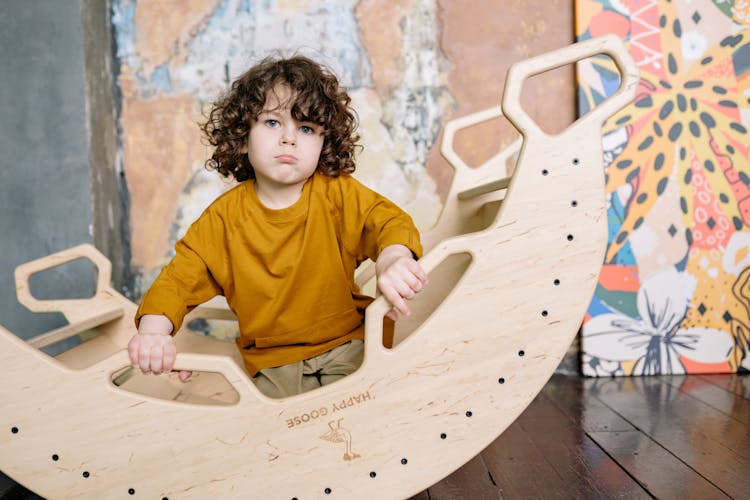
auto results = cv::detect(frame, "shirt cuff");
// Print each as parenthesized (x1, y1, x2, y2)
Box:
(377, 229, 423, 260)
(134, 290, 186, 336)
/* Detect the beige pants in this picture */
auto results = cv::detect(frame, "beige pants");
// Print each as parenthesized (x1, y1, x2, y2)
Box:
(252, 340, 364, 398)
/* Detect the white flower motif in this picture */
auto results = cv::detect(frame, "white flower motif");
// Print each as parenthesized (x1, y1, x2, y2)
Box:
(681, 30, 708, 61)
(583, 267, 733, 375)
(722, 231, 750, 275)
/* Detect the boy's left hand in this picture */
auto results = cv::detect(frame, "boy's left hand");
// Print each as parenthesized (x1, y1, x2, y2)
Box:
(375, 244, 428, 320)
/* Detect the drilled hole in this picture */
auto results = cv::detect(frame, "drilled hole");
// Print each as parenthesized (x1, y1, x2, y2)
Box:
(401, 458, 408, 465)
(11, 427, 18, 434)
(571, 200, 578, 207)
(52, 454, 59, 461)
(542, 169, 549, 176)
(572, 158, 579, 165)
(128, 489, 135, 495)
(440, 433, 447, 440)
(325, 488, 332, 495)
(82, 471, 90, 478)
(370, 471, 377, 478)
(498, 377, 506, 384)
(466, 411, 473, 417)
(518, 350, 525, 357)
(567, 234, 574, 241)
(554, 279, 560, 285)
(541, 310, 548, 317)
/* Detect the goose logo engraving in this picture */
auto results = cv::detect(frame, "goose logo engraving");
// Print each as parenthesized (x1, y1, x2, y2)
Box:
(320, 419, 361, 461)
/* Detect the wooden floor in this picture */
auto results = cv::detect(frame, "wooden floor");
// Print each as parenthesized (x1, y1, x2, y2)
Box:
(412, 373, 750, 500)
(2, 373, 749, 499)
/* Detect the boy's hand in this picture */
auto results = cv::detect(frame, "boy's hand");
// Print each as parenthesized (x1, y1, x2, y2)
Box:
(128, 315, 191, 381)
(375, 244, 428, 320)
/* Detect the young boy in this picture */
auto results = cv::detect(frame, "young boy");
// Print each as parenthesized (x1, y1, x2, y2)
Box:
(128, 55, 427, 398)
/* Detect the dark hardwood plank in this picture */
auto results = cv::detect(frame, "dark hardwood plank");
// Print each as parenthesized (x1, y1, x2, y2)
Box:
(0, 472, 18, 500)
(407, 489, 430, 500)
(483, 392, 649, 499)
(425, 453, 500, 500)
(594, 376, 750, 460)
(0, 471, 41, 500)
(520, 395, 651, 499)
(588, 376, 750, 499)
(588, 430, 730, 499)
(546, 375, 729, 498)
(482, 418, 571, 499)
(660, 375, 750, 426)
(542, 374, 636, 432)
(697, 373, 750, 400)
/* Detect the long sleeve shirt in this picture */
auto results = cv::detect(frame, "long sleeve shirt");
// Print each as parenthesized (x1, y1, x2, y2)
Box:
(135, 171, 422, 376)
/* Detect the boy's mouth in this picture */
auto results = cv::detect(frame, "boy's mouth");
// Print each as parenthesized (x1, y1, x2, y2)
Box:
(275, 154, 297, 163)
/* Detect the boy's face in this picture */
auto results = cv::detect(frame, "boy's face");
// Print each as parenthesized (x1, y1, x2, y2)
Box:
(245, 84, 324, 200)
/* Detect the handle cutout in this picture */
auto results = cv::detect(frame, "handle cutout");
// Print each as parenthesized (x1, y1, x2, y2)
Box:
(518, 53, 619, 136)
(502, 34, 639, 139)
(385, 251, 474, 349)
(112, 366, 241, 406)
(27, 257, 98, 301)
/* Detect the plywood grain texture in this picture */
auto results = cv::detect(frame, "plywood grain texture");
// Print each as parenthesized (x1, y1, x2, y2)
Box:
(0, 36, 636, 499)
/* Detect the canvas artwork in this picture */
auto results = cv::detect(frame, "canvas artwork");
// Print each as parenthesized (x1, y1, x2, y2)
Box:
(576, 0, 750, 376)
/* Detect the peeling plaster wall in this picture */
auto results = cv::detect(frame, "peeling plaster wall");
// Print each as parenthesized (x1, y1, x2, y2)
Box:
(112, 0, 576, 346)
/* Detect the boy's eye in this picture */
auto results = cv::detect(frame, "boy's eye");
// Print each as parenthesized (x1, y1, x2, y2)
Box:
(299, 125, 315, 135)
(264, 119, 280, 128)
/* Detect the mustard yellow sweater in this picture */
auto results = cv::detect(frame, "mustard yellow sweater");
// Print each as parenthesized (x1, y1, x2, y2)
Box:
(135, 172, 422, 376)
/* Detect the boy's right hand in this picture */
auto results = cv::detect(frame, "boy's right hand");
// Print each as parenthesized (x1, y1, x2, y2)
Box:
(128, 315, 191, 381)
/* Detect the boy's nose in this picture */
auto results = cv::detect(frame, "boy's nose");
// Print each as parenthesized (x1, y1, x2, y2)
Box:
(280, 126, 296, 145)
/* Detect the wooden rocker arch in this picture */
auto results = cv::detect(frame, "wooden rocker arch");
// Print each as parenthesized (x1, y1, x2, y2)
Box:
(0, 35, 637, 499)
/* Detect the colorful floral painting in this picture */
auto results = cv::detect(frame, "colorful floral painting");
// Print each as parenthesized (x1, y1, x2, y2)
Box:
(576, 0, 750, 376)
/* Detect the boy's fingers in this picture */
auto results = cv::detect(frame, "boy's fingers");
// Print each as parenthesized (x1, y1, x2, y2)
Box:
(396, 263, 427, 290)
(149, 345, 163, 374)
(139, 347, 152, 373)
(405, 274, 424, 292)
(397, 282, 416, 299)
(384, 284, 409, 307)
(382, 287, 398, 309)
(178, 370, 192, 382)
(382, 288, 397, 307)
(404, 260, 428, 282)
(163, 347, 176, 373)
(398, 302, 411, 316)
(128, 338, 139, 366)
(390, 295, 410, 316)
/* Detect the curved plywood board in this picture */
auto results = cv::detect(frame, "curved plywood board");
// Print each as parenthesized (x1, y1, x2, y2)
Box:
(0, 35, 637, 499)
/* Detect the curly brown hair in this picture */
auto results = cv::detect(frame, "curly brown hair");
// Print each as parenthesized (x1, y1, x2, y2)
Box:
(201, 55, 360, 182)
